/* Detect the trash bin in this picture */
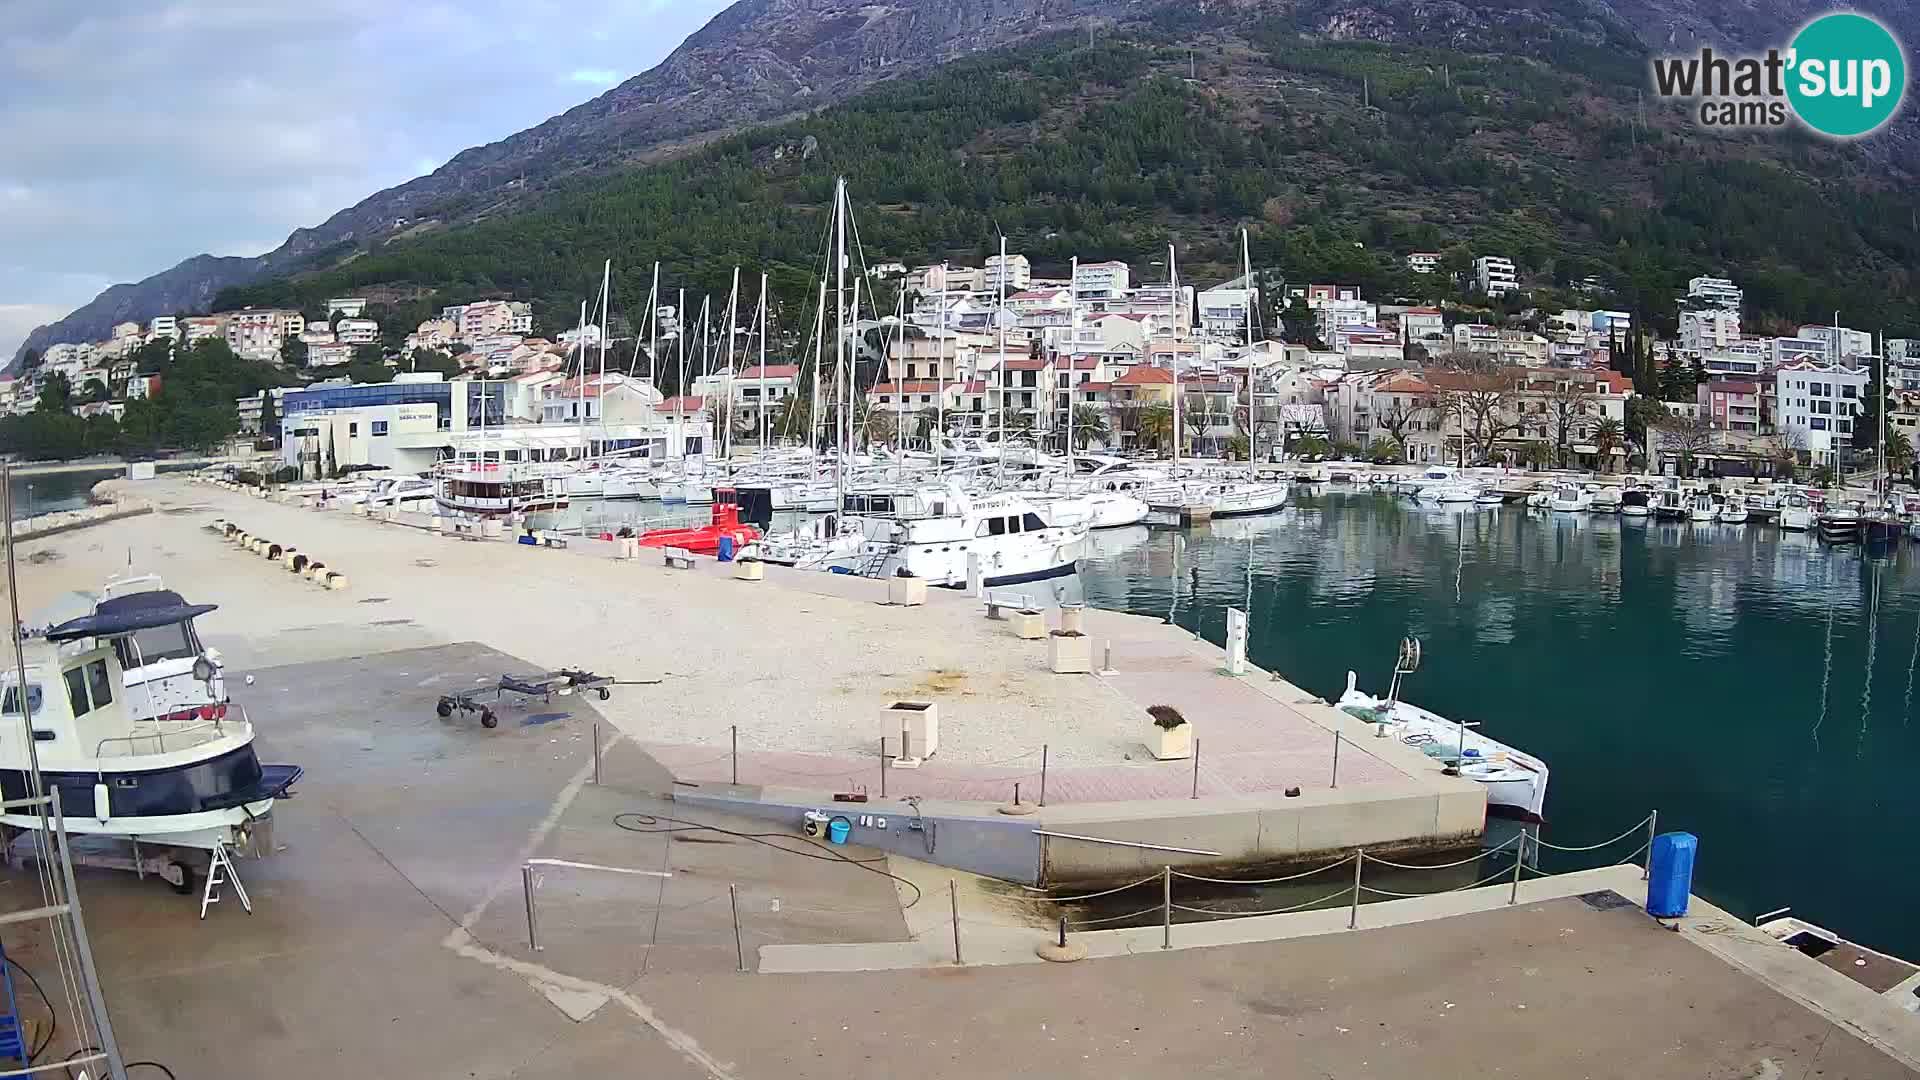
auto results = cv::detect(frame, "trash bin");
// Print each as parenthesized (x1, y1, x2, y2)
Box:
(826, 816, 851, 845)
(717, 535, 736, 562)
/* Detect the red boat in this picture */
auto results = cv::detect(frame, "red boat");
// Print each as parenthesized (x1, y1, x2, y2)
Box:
(636, 487, 762, 556)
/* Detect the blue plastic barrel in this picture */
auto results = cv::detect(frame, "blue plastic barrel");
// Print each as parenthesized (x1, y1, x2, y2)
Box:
(1646, 831, 1697, 918)
(826, 817, 851, 845)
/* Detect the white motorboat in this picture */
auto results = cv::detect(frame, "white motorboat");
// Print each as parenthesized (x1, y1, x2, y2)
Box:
(777, 485, 1084, 587)
(1026, 490, 1150, 530)
(1548, 482, 1592, 513)
(1474, 491, 1505, 507)
(1337, 655, 1548, 823)
(1184, 481, 1290, 518)
(1424, 482, 1481, 504)
(1655, 485, 1688, 520)
(75, 576, 227, 724)
(1778, 491, 1815, 531)
(1525, 488, 1552, 509)
(1755, 912, 1920, 1012)
(434, 463, 570, 516)
(2, 619, 302, 872)
(1687, 492, 1717, 522)
(1589, 486, 1623, 513)
(1716, 492, 1749, 524)
(1620, 489, 1653, 518)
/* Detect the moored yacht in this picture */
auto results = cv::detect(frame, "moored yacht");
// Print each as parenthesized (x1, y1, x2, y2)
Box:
(1777, 491, 1815, 531)
(1549, 482, 1592, 513)
(434, 462, 570, 516)
(1716, 492, 1749, 524)
(1687, 492, 1717, 522)
(773, 485, 1083, 587)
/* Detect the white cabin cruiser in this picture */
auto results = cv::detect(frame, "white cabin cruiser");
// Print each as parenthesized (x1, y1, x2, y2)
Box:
(1023, 490, 1151, 530)
(1337, 642, 1548, 822)
(2, 623, 301, 873)
(1778, 491, 1815, 531)
(794, 486, 1084, 587)
(1548, 482, 1592, 512)
(1717, 492, 1750, 524)
(434, 463, 570, 516)
(1688, 492, 1717, 522)
(79, 577, 227, 724)
(1589, 486, 1623, 513)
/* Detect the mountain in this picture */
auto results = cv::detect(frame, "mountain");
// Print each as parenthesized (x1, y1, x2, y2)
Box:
(16, 0, 1919, 367)
(10, 0, 1206, 368)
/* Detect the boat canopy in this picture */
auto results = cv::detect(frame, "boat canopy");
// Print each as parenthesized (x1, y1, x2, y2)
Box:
(44, 591, 217, 642)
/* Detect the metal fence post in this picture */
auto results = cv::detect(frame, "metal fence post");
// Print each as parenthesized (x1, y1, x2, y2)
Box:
(950, 880, 962, 965)
(1039, 743, 1048, 807)
(731, 724, 739, 786)
(523, 865, 540, 951)
(1331, 730, 1342, 789)
(1348, 850, 1363, 929)
(591, 721, 601, 785)
(1509, 831, 1526, 905)
(1643, 809, 1658, 880)
(1161, 865, 1173, 949)
(880, 741, 889, 799)
(730, 883, 745, 972)
(1190, 738, 1202, 799)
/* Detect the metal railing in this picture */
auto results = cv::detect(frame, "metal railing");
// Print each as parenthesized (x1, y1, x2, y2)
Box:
(1010, 811, 1659, 952)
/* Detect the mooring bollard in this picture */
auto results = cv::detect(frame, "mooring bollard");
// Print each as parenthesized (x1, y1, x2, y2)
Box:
(1102, 642, 1114, 672)
(523, 865, 540, 951)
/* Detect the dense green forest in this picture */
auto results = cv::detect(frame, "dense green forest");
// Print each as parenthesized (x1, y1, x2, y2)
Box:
(216, 16, 1919, 350)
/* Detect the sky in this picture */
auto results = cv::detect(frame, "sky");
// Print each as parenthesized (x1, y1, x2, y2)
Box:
(0, 0, 733, 360)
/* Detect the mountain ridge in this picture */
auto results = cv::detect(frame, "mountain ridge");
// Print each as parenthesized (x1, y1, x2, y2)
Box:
(14, 0, 1918, 366)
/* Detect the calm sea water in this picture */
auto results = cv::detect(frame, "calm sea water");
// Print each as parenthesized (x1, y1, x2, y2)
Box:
(1075, 487, 1920, 958)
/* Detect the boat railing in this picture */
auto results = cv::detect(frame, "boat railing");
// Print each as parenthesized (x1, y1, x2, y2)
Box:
(93, 709, 244, 763)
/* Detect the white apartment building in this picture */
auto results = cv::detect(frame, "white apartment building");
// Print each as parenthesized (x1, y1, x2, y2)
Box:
(1776, 361, 1869, 465)
(1405, 252, 1440, 274)
(1072, 261, 1130, 300)
(1399, 308, 1445, 345)
(1452, 324, 1500, 354)
(1197, 286, 1256, 340)
(334, 318, 380, 346)
(982, 254, 1032, 294)
(1473, 256, 1518, 297)
(1315, 299, 1376, 344)
(1772, 334, 1830, 366)
(146, 315, 179, 342)
(182, 316, 226, 343)
(326, 297, 368, 318)
(40, 343, 94, 376)
(1005, 288, 1072, 316)
(1686, 276, 1743, 311)
(1799, 324, 1874, 362)
(225, 308, 296, 360)
(1679, 309, 1741, 353)
(1700, 340, 1769, 379)
(453, 300, 534, 341)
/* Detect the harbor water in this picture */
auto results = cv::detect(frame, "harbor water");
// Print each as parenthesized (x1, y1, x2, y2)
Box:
(1074, 485, 1920, 958)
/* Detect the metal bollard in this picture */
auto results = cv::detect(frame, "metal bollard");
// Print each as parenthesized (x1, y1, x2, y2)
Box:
(1331, 730, 1341, 789)
(731, 724, 739, 786)
(1509, 831, 1526, 904)
(1348, 850, 1363, 929)
(591, 722, 601, 785)
(880, 740, 888, 799)
(524, 865, 541, 951)
(1039, 744, 1049, 807)
(950, 881, 963, 965)
(1191, 738, 1202, 799)
(730, 883, 745, 972)
(1161, 865, 1173, 949)
(1102, 641, 1114, 673)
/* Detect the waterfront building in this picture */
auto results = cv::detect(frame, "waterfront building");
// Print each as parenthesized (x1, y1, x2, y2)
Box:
(1685, 275, 1743, 310)
(1775, 360, 1869, 466)
(1405, 252, 1440, 274)
(1797, 324, 1874, 362)
(146, 315, 179, 342)
(1679, 308, 1741, 353)
(1698, 380, 1763, 436)
(1315, 299, 1376, 344)
(1197, 283, 1257, 341)
(334, 318, 381, 346)
(1072, 260, 1130, 300)
(982, 253, 1032, 293)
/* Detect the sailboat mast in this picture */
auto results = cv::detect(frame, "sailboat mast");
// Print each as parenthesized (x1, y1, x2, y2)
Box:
(676, 287, 687, 458)
(1170, 242, 1181, 470)
(834, 176, 847, 503)
(851, 276, 863, 453)
(1242, 228, 1255, 481)
(647, 261, 660, 388)
(810, 278, 827, 464)
(996, 234, 1007, 484)
(724, 266, 739, 459)
(598, 259, 611, 458)
(937, 261, 948, 472)
(895, 285, 906, 461)
(758, 272, 769, 452)
(576, 299, 589, 461)
(1067, 255, 1078, 474)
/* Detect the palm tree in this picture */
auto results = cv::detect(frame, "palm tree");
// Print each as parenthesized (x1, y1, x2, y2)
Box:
(1070, 404, 1110, 450)
(912, 407, 943, 446)
(1591, 416, 1622, 461)
(1138, 403, 1174, 452)
(1887, 430, 1915, 486)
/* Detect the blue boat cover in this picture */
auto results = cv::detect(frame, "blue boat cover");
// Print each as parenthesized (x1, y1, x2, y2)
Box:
(44, 590, 218, 642)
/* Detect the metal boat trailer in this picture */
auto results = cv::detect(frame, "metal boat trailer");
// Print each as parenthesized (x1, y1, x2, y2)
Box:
(436, 668, 614, 729)
(2, 826, 263, 897)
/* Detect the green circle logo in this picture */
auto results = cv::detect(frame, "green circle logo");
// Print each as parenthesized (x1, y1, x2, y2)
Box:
(1787, 13, 1907, 137)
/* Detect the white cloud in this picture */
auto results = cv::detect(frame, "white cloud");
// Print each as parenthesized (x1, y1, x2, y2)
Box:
(0, 0, 733, 358)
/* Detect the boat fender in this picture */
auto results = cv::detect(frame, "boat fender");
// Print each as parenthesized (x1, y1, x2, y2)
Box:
(92, 782, 110, 822)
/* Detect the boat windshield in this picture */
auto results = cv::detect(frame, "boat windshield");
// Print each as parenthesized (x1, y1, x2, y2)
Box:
(111, 619, 201, 668)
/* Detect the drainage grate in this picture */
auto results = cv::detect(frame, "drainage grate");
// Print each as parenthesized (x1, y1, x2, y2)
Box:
(1578, 890, 1636, 911)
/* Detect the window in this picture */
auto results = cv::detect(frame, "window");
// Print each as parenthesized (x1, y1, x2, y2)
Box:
(1811, 418, 1829, 430)
(1842, 385, 1857, 399)
(1838, 420, 1852, 433)
(2, 684, 43, 717)
(349, 422, 359, 436)
(1022, 512, 1046, 531)
(111, 620, 196, 669)
(86, 660, 113, 708)
(63, 667, 90, 716)
(371, 420, 389, 436)
(980, 517, 1006, 537)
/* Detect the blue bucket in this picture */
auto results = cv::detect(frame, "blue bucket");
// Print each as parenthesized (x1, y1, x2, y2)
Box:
(826, 817, 851, 845)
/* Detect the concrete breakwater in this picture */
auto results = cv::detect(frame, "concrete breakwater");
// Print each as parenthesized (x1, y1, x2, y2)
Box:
(9, 482, 154, 540)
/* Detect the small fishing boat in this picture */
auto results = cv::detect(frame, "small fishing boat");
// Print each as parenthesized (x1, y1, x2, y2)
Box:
(1474, 491, 1505, 507)
(1549, 482, 1592, 513)
(1778, 491, 1815, 531)
(1620, 489, 1652, 518)
(1687, 492, 1717, 523)
(1716, 492, 1749, 525)
(637, 487, 761, 556)
(1336, 640, 1548, 822)
(1589, 486, 1623, 513)
(1818, 500, 1863, 542)
(1654, 485, 1688, 521)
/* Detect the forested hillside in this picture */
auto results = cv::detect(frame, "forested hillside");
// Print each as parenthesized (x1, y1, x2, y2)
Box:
(217, 14, 1920, 344)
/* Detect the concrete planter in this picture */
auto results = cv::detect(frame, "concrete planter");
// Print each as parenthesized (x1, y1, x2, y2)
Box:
(1047, 631, 1093, 674)
(1009, 610, 1046, 640)
(881, 700, 939, 761)
(886, 576, 928, 606)
(732, 559, 765, 581)
(1059, 604, 1086, 635)
(1150, 723, 1193, 761)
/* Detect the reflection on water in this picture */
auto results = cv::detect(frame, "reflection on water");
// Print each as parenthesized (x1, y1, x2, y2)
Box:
(1075, 486, 1920, 959)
